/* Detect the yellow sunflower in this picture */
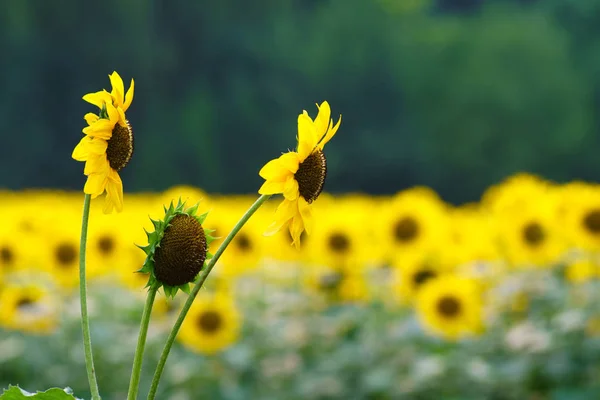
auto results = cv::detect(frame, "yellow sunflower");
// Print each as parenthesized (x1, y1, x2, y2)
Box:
(258, 101, 341, 248)
(0, 282, 59, 334)
(565, 259, 599, 284)
(304, 264, 369, 304)
(72, 71, 134, 213)
(560, 182, 600, 252)
(392, 252, 449, 304)
(415, 275, 483, 340)
(178, 292, 241, 355)
(375, 187, 451, 264)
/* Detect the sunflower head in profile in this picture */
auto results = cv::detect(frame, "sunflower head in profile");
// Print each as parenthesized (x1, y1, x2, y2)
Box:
(72, 71, 134, 214)
(137, 199, 215, 298)
(415, 275, 483, 340)
(178, 292, 241, 354)
(258, 101, 341, 248)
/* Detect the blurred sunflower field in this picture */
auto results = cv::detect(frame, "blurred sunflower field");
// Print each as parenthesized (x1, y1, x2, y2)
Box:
(4, 174, 600, 399)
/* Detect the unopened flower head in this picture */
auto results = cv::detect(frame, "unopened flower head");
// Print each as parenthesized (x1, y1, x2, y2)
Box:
(258, 101, 341, 248)
(137, 199, 215, 297)
(72, 71, 135, 213)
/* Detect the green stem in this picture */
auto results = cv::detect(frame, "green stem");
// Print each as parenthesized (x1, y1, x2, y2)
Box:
(147, 194, 271, 399)
(127, 282, 159, 400)
(79, 194, 101, 400)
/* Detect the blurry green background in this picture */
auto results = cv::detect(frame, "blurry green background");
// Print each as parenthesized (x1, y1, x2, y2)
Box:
(1, 0, 599, 204)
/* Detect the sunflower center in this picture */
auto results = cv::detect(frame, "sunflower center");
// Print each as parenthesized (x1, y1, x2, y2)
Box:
(235, 233, 252, 252)
(154, 214, 207, 286)
(197, 310, 222, 333)
(17, 297, 34, 310)
(55, 242, 77, 268)
(328, 232, 350, 253)
(0, 246, 14, 265)
(394, 217, 419, 242)
(97, 235, 115, 255)
(295, 150, 327, 203)
(412, 269, 437, 288)
(437, 296, 461, 318)
(583, 209, 600, 235)
(106, 122, 134, 171)
(522, 222, 545, 246)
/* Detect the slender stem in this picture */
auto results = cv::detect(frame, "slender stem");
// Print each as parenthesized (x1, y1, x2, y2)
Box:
(127, 282, 159, 400)
(79, 194, 101, 400)
(147, 194, 271, 399)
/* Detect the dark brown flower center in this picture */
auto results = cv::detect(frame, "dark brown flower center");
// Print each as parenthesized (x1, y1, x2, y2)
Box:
(412, 268, 437, 288)
(583, 209, 600, 235)
(437, 296, 461, 318)
(154, 214, 207, 286)
(394, 217, 419, 243)
(197, 310, 222, 333)
(107, 121, 134, 171)
(235, 232, 252, 252)
(55, 242, 77, 268)
(97, 235, 115, 255)
(328, 232, 350, 253)
(295, 150, 327, 203)
(0, 246, 14, 266)
(522, 222, 545, 246)
(17, 297, 34, 310)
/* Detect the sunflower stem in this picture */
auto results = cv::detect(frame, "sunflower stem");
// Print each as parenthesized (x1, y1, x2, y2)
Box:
(147, 194, 271, 399)
(79, 194, 101, 400)
(127, 282, 159, 400)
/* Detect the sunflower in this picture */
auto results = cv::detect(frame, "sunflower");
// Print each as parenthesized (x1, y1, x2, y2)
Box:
(0, 282, 59, 334)
(564, 259, 598, 284)
(258, 101, 341, 248)
(178, 292, 241, 354)
(415, 275, 483, 340)
(88, 212, 130, 275)
(392, 252, 449, 304)
(560, 182, 600, 252)
(72, 71, 134, 214)
(0, 227, 31, 276)
(304, 198, 371, 270)
(375, 187, 451, 264)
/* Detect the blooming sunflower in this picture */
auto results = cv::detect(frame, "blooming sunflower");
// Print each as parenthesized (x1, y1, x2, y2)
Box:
(178, 292, 241, 354)
(560, 182, 600, 252)
(72, 71, 134, 214)
(258, 101, 341, 248)
(0, 282, 59, 334)
(415, 275, 483, 340)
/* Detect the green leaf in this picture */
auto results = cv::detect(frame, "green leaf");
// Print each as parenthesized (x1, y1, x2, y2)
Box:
(0, 386, 81, 400)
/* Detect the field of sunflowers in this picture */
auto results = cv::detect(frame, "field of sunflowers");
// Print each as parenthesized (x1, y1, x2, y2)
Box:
(3, 173, 600, 398)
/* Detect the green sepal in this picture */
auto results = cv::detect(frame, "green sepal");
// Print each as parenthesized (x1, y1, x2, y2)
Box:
(180, 283, 191, 295)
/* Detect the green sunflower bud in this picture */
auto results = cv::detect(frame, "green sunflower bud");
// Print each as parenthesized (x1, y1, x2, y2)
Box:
(137, 198, 215, 297)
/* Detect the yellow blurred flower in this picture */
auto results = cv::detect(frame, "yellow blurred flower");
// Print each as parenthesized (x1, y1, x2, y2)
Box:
(258, 101, 341, 248)
(178, 292, 241, 354)
(565, 259, 598, 284)
(72, 71, 134, 213)
(415, 275, 483, 340)
(392, 253, 447, 304)
(0, 282, 59, 334)
(375, 187, 450, 263)
(560, 183, 600, 252)
(305, 264, 369, 304)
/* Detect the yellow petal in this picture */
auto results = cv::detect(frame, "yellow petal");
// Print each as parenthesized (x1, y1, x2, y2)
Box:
(278, 152, 300, 173)
(117, 107, 127, 126)
(104, 171, 124, 214)
(83, 120, 114, 140)
(317, 114, 342, 150)
(84, 154, 109, 175)
(258, 180, 286, 195)
(83, 91, 112, 109)
(264, 199, 297, 236)
(123, 78, 134, 111)
(298, 197, 313, 235)
(87, 138, 108, 155)
(297, 113, 318, 160)
(313, 101, 331, 140)
(259, 157, 293, 181)
(289, 215, 305, 249)
(105, 102, 120, 124)
(72, 137, 91, 161)
(283, 177, 299, 201)
(84, 173, 108, 198)
(84, 113, 99, 126)
(109, 71, 125, 108)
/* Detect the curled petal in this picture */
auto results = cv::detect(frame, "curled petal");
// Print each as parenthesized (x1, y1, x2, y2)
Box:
(83, 91, 112, 109)
(109, 71, 125, 108)
(123, 78, 134, 111)
(317, 114, 342, 150)
(297, 114, 318, 160)
(313, 101, 331, 141)
(83, 172, 108, 198)
(283, 177, 299, 201)
(258, 180, 286, 195)
(298, 197, 313, 235)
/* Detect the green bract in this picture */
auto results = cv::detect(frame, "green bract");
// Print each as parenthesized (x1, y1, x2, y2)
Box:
(137, 199, 215, 298)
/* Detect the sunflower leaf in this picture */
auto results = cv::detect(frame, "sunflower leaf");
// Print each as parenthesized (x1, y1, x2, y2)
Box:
(0, 385, 81, 400)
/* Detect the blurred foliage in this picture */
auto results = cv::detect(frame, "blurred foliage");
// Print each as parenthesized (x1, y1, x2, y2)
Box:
(1, 0, 600, 203)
